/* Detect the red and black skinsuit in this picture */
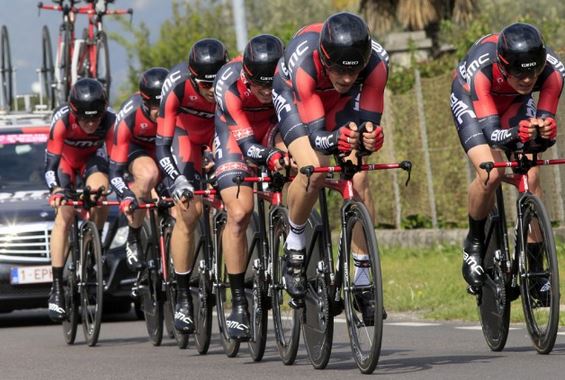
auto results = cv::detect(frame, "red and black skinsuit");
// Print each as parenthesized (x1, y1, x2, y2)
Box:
(271, 23, 389, 153)
(44, 105, 115, 190)
(213, 57, 279, 190)
(450, 33, 564, 152)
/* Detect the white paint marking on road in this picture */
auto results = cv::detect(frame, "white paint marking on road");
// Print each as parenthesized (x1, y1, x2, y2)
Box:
(455, 326, 522, 331)
(386, 322, 441, 327)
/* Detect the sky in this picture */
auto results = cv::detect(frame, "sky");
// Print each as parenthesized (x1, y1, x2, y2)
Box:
(0, 0, 174, 101)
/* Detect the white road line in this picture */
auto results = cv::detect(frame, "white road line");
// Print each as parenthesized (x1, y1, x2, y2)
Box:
(455, 326, 522, 331)
(386, 322, 441, 327)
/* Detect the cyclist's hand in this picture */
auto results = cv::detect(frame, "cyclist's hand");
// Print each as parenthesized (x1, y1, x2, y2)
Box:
(202, 146, 215, 173)
(335, 122, 359, 153)
(540, 117, 557, 140)
(171, 175, 194, 210)
(360, 122, 384, 152)
(266, 149, 285, 172)
(48, 188, 66, 208)
(119, 196, 138, 216)
(518, 119, 536, 143)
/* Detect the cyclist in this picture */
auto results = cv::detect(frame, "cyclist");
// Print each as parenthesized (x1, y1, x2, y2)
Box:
(156, 38, 228, 334)
(213, 34, 286, 340)
(109, 67, 169, 271)
(271, 12, 388, 322)
(450, 23, 564, 293)
(44, 78, 116, 322)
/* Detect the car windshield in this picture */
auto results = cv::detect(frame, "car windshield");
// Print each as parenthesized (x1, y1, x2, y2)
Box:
(0, 133, 47, 189)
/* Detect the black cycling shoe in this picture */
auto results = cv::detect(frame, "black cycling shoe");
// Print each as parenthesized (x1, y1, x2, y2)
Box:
(226, 296, 250, 342)
(282, 247, 307, 300)
(353, 289, 376, 326)
(462, 238, 485, 288)
(174, 291, 195, 334)
(530, 279, 551, 307)
(48, 282, 66, 322)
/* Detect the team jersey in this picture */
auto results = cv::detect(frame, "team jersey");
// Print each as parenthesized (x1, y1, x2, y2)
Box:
(44, 105, 115, 190)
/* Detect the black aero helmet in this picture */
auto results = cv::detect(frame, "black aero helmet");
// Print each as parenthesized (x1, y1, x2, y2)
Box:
(497, 23, 546, 77)
(319, 12, 372, 71)
(69, 78, 107, 119)
(188, 38, 228, 82)
(139, 67, 169, 106)
(243, 34, 284, 85)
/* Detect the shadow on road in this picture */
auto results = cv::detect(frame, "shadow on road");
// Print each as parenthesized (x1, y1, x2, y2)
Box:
(0, 308, 139, 328)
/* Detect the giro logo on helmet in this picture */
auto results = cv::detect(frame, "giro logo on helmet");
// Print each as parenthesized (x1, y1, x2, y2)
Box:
(342, 61, 359, 66)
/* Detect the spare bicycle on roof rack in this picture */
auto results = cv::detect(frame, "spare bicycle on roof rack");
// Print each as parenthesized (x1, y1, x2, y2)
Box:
(38, 0, 133, 106)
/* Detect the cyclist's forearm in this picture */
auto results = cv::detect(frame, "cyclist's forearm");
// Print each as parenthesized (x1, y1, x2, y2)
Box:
(44, 152, 61, 190)
(155, 135, 181, 182)
(108, 161, 135, 200)
(481, 116, 519, 147)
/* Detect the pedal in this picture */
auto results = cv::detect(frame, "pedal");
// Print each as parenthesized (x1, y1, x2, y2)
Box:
(288, 297, 304, 309)
(466, 285, 480, 296)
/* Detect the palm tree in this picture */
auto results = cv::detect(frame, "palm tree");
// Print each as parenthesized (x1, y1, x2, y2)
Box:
(360, 0, 478, 36)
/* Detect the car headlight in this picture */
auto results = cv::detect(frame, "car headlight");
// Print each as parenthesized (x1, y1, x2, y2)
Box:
(109, 225, 129, 250)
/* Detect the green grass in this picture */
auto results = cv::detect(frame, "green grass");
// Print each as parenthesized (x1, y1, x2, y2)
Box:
(380, 243, 565, 325)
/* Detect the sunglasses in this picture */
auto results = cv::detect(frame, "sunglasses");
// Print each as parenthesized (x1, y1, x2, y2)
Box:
(194, 78, 214, 89)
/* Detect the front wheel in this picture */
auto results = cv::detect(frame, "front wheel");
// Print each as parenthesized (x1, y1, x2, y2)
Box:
(140, 218, 164, 346)
(62, 243, 79, 344)
(192, 216, 212, 354)
(270, 207, 301, 365)
(40, 26, 55, 109)
(79, 221, 104, 347)
(0, 25, 13, 110)
(478, 204, 511, 351)
(342, 202, 383, 374)
(95, 31, 111, 95)
(519, 195, 560, 354)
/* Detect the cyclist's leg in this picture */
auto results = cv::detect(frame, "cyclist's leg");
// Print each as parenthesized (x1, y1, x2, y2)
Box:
(451, 82, 505, 287)
(124, 148, 160, 269)
(83, 156, 110, 234)
(48, 159, 75, 321)
(215, 123, 254, 339)
(170, 131, 205, 333)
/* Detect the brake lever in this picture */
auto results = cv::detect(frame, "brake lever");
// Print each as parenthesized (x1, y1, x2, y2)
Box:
(479, 161, 494, 186)
(233, 175, 244, 199)
(300, 166, 314, 192)
(400, 160, 412, 186)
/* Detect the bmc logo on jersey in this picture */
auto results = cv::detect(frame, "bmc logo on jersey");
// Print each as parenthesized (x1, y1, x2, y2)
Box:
(50, 106, 69, 128)
(547, 53, 565, 76)
(247, 145, 265, 159)
(491, 129, 512, 142)
(463, 53, 490, 82)
(161, 70, 183, 95)
(371, 40, 389, 63)
(287, 40, 309, 75)
(450, 93, 476, 123)
(116, 99, 135, 122)
(272, 89, 291, 119)
(214, 67, 235, 111)
(64, 139, 102, 148)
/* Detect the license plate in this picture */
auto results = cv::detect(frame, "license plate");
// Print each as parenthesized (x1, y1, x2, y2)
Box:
(10, 266, 52, 285)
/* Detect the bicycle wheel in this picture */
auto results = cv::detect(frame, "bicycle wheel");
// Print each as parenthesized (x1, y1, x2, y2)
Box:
(95, 31, 111, 95)
(270, 206, 301, 365)
(245, 212, 267, 362)
(79, 221, 104, 347)
(214, 211, 240, 357)
(161, 217, 176, 341)
(478, 201, 511, 352)
(0, 25, 13, 110)
(519, 194, 560, 354)
(76, 28, 91, 80)
(140, 218, 164, 346)
(164, 218, 188, 350)
(192, 217, 213, 354)
(302, 203, 334, 370)
(62, 243, 79, 345)
(55, 25, 72, 105)
(40, 26, 55, 109)
(342, 201, 383, 374)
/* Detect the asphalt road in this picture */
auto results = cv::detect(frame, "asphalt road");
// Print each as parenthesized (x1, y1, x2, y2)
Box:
(1, 309, 564, 379)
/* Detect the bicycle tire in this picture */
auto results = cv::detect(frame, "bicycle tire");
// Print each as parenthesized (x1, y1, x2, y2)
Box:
(245, 212, 268, 362)
(519, 194, 560, 354)
(95, 31, 111, 95)
(302, 207, 334, 370)
(192, 216, 213, 354)
(40, 25, 55, 109)
(62, 242, 79, 345)
(214, 211, 240, 357)
(161, 217, 176, 341)
(0, 25, 13, 110)
(163, 216, 189, 349)
(342, 201, 383, 374)
(79, 221, 104, 347)
(270, 206, 301, 365)
(140, 218, 164, 346)
(55, 24, 72, 104)
(478, 194, 511, 352)
(76, 28, 90, 80)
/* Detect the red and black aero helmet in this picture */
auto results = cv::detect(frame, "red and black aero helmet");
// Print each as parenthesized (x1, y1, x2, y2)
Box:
(497, 23, 546, 77)
(319, 12, 372, 71)
(139, 67, 169, 106)
(69, 78, 107, 119)
(243, 34, 284, 85)
(188, 38, 228, 82)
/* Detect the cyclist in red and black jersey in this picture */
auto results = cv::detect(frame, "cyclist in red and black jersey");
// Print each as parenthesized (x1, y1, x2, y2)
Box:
(213, 34, 286, 340)
(271, 12, 388, 315)
(156, 38, 228, 334)
(450, 23, 564, 290)
(109, 67, 169, 271)
(44, 78, 115, 322)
